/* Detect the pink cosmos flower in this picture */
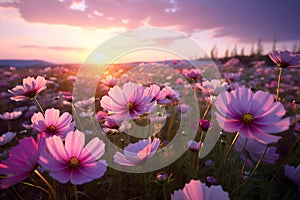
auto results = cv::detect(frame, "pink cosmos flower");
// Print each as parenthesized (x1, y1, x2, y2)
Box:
(113, 137, 160, 166)
(161, 86, 179, 104)
(31, 108, 75, 138)
(215, 87, 290, 144)
(182, 69, 202, 81)
(100, 75, 118, 88)
(234, 136, 279, 167)
(8, 76, 47, 101)
(0, 134, 45, 188)
(223, 72, 241, 83)
(100, 82, 156, 122)
(0, 132, 16, 146)
(146, 84, 167, 103)
(269, 50, 300, 68)
(74, 97, 95, 108)
(284, 164, 300, 191)
(195, 79, 228, 98)
(187, 140, 201, 151)
(39, 130, 107, 185)
(171, 179, 229, 200)
(0, 111, 22, 120)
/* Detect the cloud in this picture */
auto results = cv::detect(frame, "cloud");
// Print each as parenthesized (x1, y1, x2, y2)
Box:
(20, 45, 87, 52)
(1, 0, 300, 42)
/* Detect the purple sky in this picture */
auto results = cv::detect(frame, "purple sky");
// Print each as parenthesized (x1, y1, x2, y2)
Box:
(1, 0, 300, 62)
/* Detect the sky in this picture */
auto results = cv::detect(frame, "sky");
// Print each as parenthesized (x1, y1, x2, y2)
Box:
(1, 0, 300, 63)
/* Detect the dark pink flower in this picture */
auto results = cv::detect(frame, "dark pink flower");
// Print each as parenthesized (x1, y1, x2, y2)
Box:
(171, 179, 229, 200)
(39, 130, 107, 185)
(0, 134, 45, 188)
(113, 137, 160, 166)
(215, 87, 290, 144)
(8, 76, 47, 101)
(100, 82, 156, 122)
(31, 108, 75, 138)
(269, 50, 300, 68)
(199, 119, 212, 131)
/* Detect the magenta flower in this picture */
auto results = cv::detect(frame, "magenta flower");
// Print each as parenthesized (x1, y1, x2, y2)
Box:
(8, 76, 47, 101)
(100, 82, 156, 122)
(113, 137, 160, 166)
(31, 108, 75, 138)
(39, 130, 107, 185)
(199, 119, 212, 131)
(0, 111, 22, 120)
(269, 50, 300, 68)
(0, 134, 45, 188)
(171, 179, 229, 200)
(215, 87, 290, 144)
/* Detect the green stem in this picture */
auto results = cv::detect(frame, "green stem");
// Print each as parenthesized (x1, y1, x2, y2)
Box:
(202, 97, 212, 119)
(73, 184, 79, 200)
(7, 121, 11, 132)
(72, 104, 83, 131)
(34, 169, 56, 200)
(33, 97, 45, 115)
(276, 67, 283, 101)
(21, 181, 49, 195)
(281, 187, 292, 200)
(141, 173, 145, 199)
(219, 133, 239, 179)
(230, 144, 268, 195)
(163, 184, 168, 200)
(195, 131, 205, 178)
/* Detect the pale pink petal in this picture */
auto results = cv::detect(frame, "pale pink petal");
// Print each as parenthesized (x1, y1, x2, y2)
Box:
(65, 131, 85, 157)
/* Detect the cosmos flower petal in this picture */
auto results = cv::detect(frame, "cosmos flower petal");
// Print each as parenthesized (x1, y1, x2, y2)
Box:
(65, 131, 85, 157)
(114, 137, 160, 166)
(171, 179, 229, 200)
(78, 161, 107, 180)
(113, 152, 137, 166)
(44, 108, 60, 126)
(254, 117, 290, 133)
(171, 190, 185, 200)
(46, 135, 69, 161)
(241, 125, 281, 144)
(80, 137, 105, 162)
(49, 170, 71, 184)
(0, 172, 30, 189)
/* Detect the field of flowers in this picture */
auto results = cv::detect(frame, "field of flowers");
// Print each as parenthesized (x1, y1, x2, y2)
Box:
(0, 50, 300, 199)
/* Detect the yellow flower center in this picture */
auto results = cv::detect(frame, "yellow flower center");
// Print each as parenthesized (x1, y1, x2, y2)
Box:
(241, 113, 254, 124)
(48, 125, 56, 133)
(69, 156, 80, 168)
(127, 102, 134, 110)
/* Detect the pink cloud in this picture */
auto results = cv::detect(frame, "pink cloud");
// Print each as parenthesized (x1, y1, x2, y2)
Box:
(0, 0, 300, 42)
